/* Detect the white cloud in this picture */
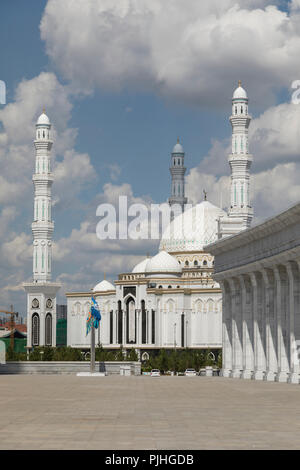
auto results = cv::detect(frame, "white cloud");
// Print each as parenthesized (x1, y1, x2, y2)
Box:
(41, 0, 300, 107)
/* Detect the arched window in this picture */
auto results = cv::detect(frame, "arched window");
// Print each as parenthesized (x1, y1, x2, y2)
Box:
(45, 313, 52, 346)
(158, 285, 163, 289)
(235, 106, 237, 114)
(178, 158, 180, 165)
(32, 313, 40, 346)
(203, 260, 207, 266)
(194, 260, 198, 266)
(43, 130, 45, 138)
(168, 285, 172, 289)
(241, 106, 243, 114)
(185, 260, 189, 266)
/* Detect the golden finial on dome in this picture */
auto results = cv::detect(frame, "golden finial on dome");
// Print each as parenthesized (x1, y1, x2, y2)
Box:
(42, 106, 46, 114)
(203, 189, 207, 201)
(238, 80, 242, 87)
(177, 136, 180, 143)
(103, 271, 106, 280)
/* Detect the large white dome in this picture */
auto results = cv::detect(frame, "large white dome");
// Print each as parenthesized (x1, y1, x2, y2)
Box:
(93, 279, 115, 292)
(132, 257, 150, 273)
(160, 200, 226, 253)
(145, 250, 182, 276)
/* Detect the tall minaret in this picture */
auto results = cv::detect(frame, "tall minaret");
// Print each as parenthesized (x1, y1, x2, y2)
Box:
(23, 110, 61, 349)
(228, 81, 253, 228)
(168, 138, 187, 211)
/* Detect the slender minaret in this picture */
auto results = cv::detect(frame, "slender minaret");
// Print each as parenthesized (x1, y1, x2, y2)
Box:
(23, 110, 61, 349)
(228, 81, 253, 228)
(168, 138, 187, 211)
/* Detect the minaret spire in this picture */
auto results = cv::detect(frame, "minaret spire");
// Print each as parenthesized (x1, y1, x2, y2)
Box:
(23, 110, 60, 349)
(32, 111, 54, 282)
(228, 81, 253, 228)
(168, 137, 187, 212)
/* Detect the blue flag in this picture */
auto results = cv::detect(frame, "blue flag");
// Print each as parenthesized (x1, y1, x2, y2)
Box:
(86, 297, 101, 335)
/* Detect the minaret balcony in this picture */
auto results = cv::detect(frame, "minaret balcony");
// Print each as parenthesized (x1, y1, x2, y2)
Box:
(33, 173, 54, 182)
(31, 221, 54, 233)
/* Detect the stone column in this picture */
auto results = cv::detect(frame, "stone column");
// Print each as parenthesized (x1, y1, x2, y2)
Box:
(149, 309, 152, 345)
(286, 262, 300, 384)
(229, 278, 243, 378)
(274, 266, 290, 382)
(113, 311, 117, 344)
(122, 309, 126, 346)
(220, 280, 232, 377)
(239, 275, 254, 379)
(138, 310, 142, 347)
(262, 268, 277, 381)
(250, 272, 265, 380)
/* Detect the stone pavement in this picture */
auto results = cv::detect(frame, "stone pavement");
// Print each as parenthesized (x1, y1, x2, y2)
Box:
(1, 375, 300, 449)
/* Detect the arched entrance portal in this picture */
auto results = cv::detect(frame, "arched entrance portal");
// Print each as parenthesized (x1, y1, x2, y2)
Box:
(126, 297, 136, 344)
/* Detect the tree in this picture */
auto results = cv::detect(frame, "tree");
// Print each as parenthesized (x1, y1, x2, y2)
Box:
(127, 348, 138, 361)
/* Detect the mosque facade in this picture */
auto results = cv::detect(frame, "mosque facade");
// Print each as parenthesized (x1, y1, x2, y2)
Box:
(25, 83, 254, 354)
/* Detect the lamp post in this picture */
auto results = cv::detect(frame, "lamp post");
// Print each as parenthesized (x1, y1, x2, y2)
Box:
(90, 322, 95, 373)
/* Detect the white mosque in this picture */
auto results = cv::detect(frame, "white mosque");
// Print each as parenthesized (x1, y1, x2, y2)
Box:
(24, 82, 254, 355)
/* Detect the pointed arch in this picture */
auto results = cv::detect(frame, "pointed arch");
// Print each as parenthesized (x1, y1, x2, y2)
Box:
(32, 313, 40, 346)
(45, 313, 52, 346)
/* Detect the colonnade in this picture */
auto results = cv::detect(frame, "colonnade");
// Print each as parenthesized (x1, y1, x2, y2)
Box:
(218, 260, 300, 383)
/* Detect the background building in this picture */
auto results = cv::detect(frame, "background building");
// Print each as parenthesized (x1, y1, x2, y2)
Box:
(66, 83, 253, 354)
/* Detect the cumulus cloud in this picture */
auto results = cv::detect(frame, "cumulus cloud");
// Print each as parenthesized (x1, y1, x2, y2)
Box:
(41, 0, 300, 107)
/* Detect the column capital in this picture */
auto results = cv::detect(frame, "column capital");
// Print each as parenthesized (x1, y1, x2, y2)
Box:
(249, 271, 257, 287)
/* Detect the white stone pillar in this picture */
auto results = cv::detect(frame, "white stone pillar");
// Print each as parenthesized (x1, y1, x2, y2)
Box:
(138, 310, 142, 346)
(274, 266, 290, 382)
(262, 268, 277, 381)
(239, 275, 254, 379)
(122, 309, 126, 345)
(229, 278, 243, 378)
(286, 262, 300, 384)
(250, 272, 265, 380)
(220, 280, 232, 377)
(149, 310, 152, 345)
(113, 311, 117, 344)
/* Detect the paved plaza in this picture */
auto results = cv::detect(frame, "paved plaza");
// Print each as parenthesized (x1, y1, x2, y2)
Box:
(1, 375, 300, 449)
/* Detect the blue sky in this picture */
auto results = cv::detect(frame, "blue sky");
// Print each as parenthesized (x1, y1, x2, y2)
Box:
(0, 0, 300, 316)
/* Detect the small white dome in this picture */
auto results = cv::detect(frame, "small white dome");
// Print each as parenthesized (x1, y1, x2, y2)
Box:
(233, 85, 247, 100)
(160, 200, 226, 253)
(37, 112, 50, 125)
(93, 279, 115, 292)
(132, 257, 151, 273)
(172, 139, 184, 154)
(145, 250, 182, 276)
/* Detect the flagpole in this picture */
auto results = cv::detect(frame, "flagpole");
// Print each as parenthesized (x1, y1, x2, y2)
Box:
(90, 322, 95, 373)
